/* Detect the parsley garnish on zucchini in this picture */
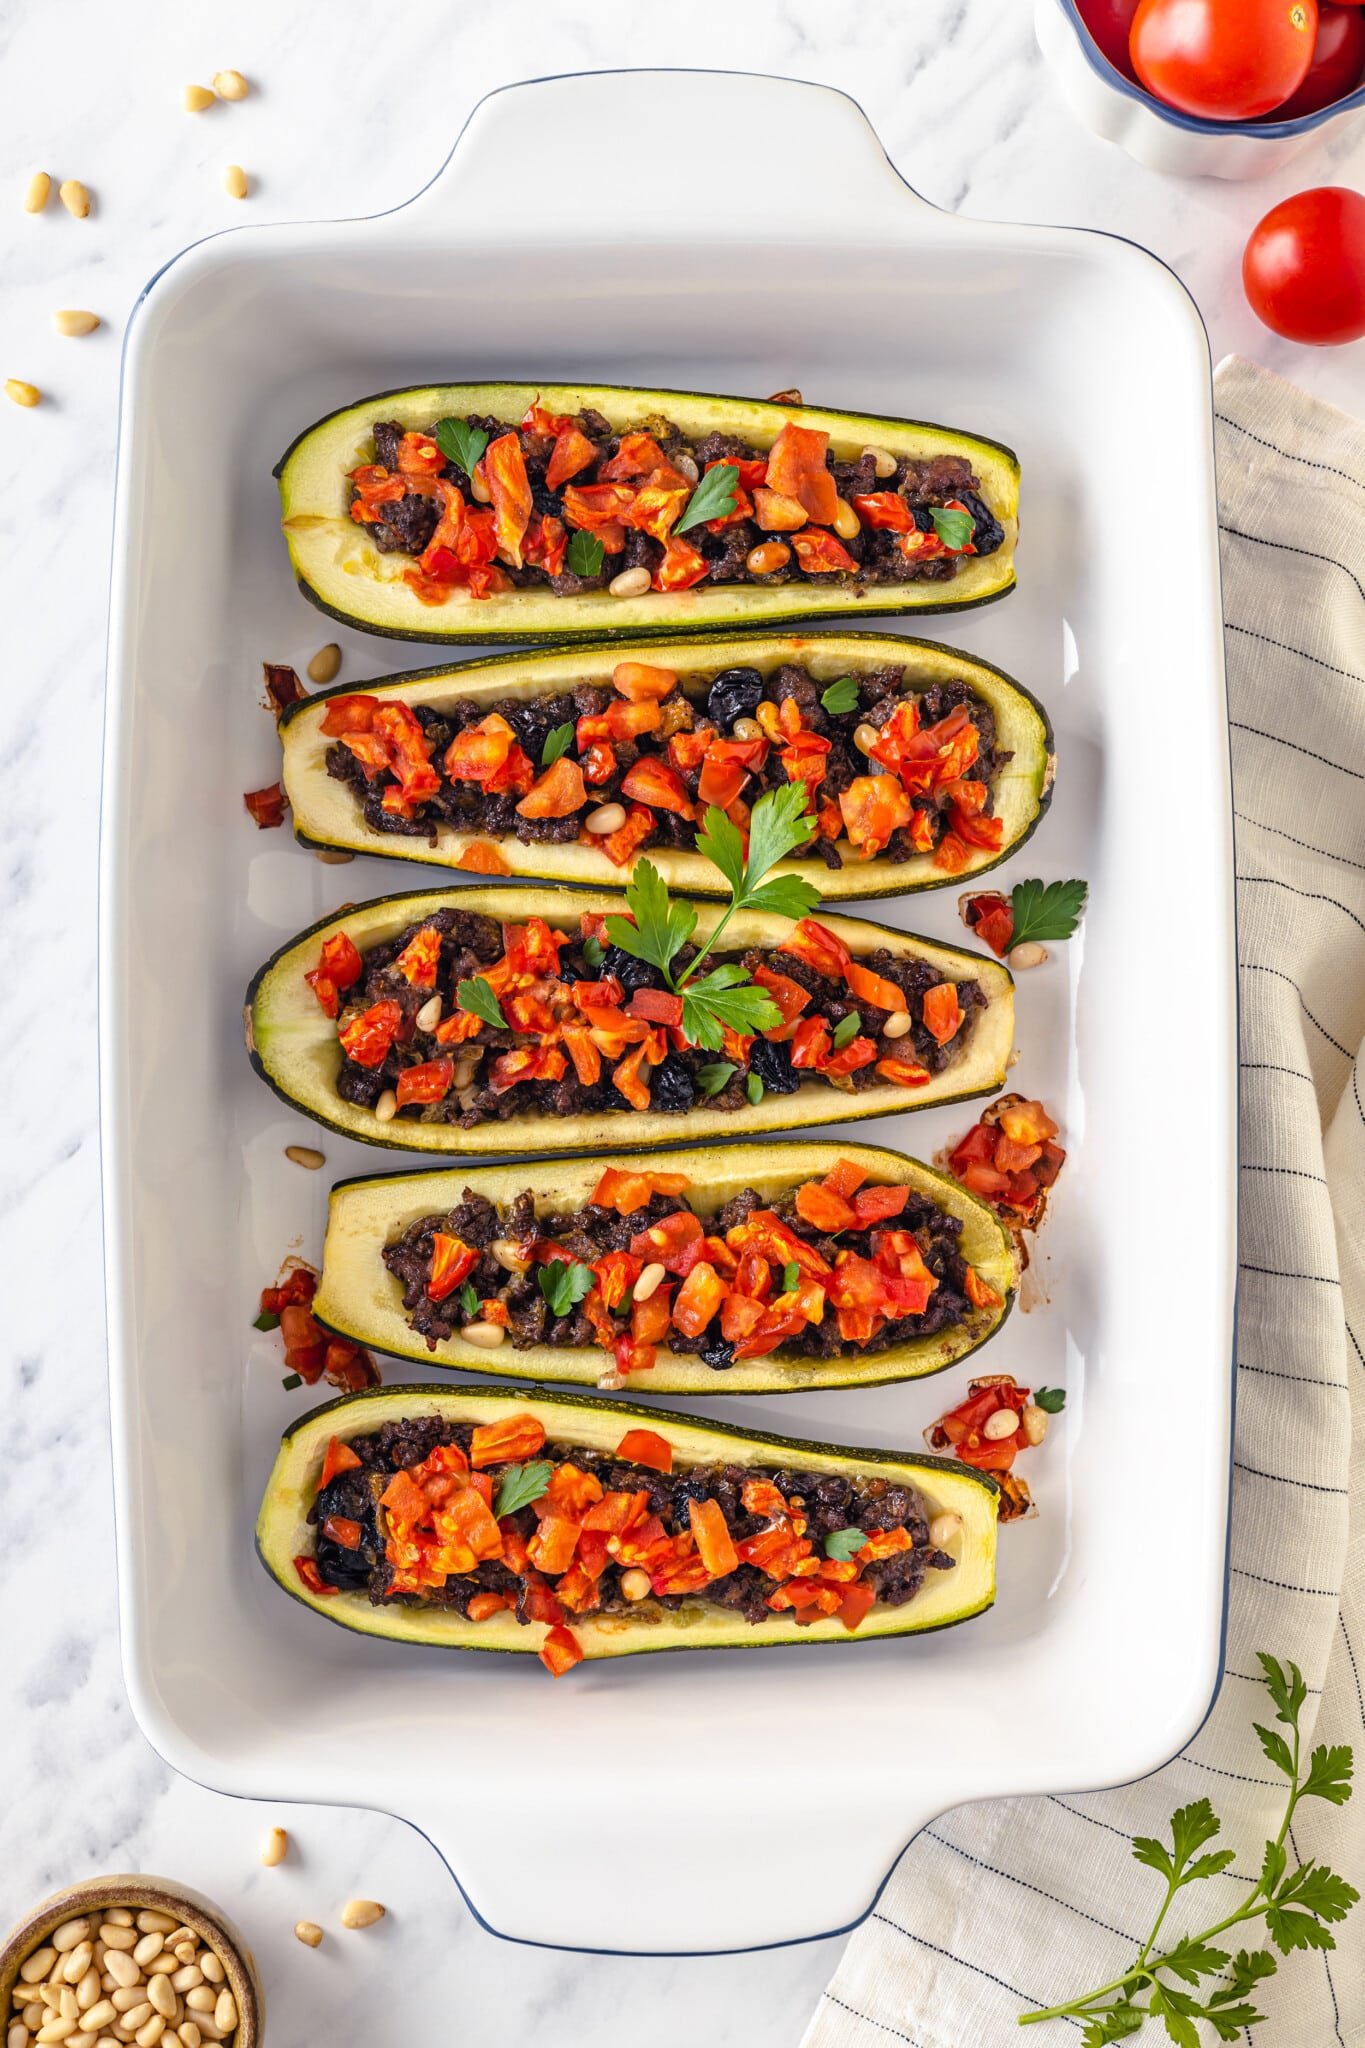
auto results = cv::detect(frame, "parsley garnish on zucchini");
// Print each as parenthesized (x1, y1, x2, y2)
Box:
(566, 530, 605, 577)
(824, 1528, 869, 1560)
(820, 676, 861, 716)
(674, 461, 740, 535)
(929, 504, 974, 551)
(456, 976, 508, 1030)
(433, 418, 489, 478)
(831, 1011, 862, 1050)
(493, 1461, 553, 1518)
(538, 1258, 595, 1319)
(541, 722, 575, 767)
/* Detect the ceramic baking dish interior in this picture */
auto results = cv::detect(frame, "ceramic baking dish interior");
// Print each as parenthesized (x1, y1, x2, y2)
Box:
(101, 69, 1235, 1953)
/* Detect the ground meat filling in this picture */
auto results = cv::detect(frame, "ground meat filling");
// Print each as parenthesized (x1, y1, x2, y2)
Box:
(323, 906, 985, 1129)
(308, 1418, 955, 1627)
(384, 1180, 979, 1368)
(348, 404, 1005, 611)
(322, 659, 1012, 873)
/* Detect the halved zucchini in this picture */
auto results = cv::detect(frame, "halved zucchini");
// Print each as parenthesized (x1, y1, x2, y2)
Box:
(280, 630, 1053, 901)
(276, 381, 1019, 643)
(245, 886, 1015, 1157)
(255, 1384, 999, 1658)
(316, 1140, 1016, 1394)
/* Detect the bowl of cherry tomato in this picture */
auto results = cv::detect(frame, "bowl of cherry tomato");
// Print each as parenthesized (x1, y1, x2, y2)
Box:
(1036, 0, 1365, 177)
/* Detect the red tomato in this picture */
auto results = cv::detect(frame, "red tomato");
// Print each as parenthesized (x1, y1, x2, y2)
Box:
(1272, 2, 1365, 112)
(1243, 186, 1365, 343)
(1130, 0, 1318, 119)
(1076, 0, 1142, 77)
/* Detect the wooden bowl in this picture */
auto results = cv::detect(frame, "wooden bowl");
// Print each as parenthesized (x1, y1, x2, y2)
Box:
(0, 1875, 264, 2045)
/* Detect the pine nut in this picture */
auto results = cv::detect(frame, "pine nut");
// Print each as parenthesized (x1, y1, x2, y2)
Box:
(57, 1999, 76, 2027)
(58, 181, 90, 218)
(169, 1947, 193, 1968)
(80, 2013, 113, 2037)
(293, 1923, 323, 1949)
(213, 70, 249, 100)
(461, 1321, 504, 1349)
(166, 1977, 198, 2000)
(52, 310, 100, 337)
(6, 380, 41, 407)
(853, 722, 880, 757)
(62, 1949, 93, 1986)
(315, 848, 354, 865)
(120, 2008, 152, 2032)
(339, 1900, 385, 1931)
(469, 464, 492, 503)
(20, 1957, 56, 1988)
(194, 1958, 220, 1991)
(99, 1935, 136, 1958)
(414, 995, 442, 1033)
(928, 1511, 962, 1548)
(585, 802, 625, 835)
(211, 1998, 233, 2036)
(730, 716, 763, 741)
(633, 1261, 666, 1304)
(36, 2022, 75, 2043)
(222, 166, 248, 201)
(1022, 1404, 1050, 1446)
(873, 1010, 911, 1041)
(24, 171, 51, 212)
(674, 453, 699, 483)
(982, 1407, 1021, 1440)
(182, 1996, 213, 2017)
(24, 2010, 43, 2031)
(831, 498, 860, 541)
(74, 1978, 98, 2013)
(52, 1927, 90, 1958)
(596, 1366, 625, 1392)
(109, 1993, 144, 2015)
(608, 566, 650, 598)
(862, 445, 898, 479)
(745, 542, 790, 575)
(619, 1568, 651, 1601)
(490, 1237, 529, 1274)
(134, 1918, 175, 1938)
(102, 1960, 136, 1991)
(180, 2026, 203, 2047)
(260, 1824, 288, 1865)
(9, 2025, 30, 2048)
(105, 1918, 133, 1932)
(1007, 941, 1047, 971)
(182, 86, 215, 113)
(143, 1965, 173, 1984)
(306, 642, 341, 685)
(144, 1987, 173, 2024)
(374, 1088, 398, 1123)
(131, 1939, 162, 1970)
(284, 1144, 325, 1170)
(135, 2018, 165, 2048)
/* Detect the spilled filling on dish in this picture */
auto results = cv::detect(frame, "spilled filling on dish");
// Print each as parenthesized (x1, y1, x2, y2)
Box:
(346, 404, 1006, 605)
(321, 657, 1012, 873)
(382, 1159, 1004, 1377)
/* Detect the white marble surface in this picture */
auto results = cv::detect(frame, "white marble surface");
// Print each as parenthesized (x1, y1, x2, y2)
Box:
(2, 4, 1362, 2044)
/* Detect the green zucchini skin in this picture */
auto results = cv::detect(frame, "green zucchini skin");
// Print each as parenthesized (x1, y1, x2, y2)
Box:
(280, 630, 1054, 902)
(315, 1140, 1017, 1395)
(256, 1384, 1000, 1659)
(244, 885, 1016, 1158)
(276, 382, 1020, 644)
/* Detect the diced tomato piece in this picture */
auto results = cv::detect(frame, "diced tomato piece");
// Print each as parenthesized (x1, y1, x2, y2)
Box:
(527, 1512, 583, 1577)
(652, 537, 709, 592)
(305, 930, 365, 1016)
(963, 892, 1014, 956)
(522, 1574, 567, 1626)
(630, 1209, 704, 1273)
(280, 1303, 323, 1351)
(395, 1057, 454, 1108)
(599, 432, 684, 485)
(823, 1036, 877, 1079)
(752, 965, 811, 1024)
(426, 1230, 478, 1301)
(546, 424, 597, 490)
(752, 486, 808, 532)
(444, 712, 516, 785)
(453, 840, 512, 876)
(320, 1514, 362, 1551)
(396, 431, 444, 476)
(293, 1555, 338, 1597)
(733, 1305, 808, 1358)
(467, 1591, 511, 1622)
(876, 1056, 932, 1087)
(858, 1525, 913, 1562)
(594, 1248, 641, 1313)
(948, 1122, 998, 1173)
(950, 804, 1005, 853)
(632, 1285, 673, 1347)
(616, 1428, 672, 1474)
(1034, 1140, 1067, 1189)
(785, 918, 852, 979)
(380, 1469, 428, 1521)
(671, 1260, 728, 1338)
(960, 1160, 1014, 1200)
(562, 481, 634, 553)
(688, 1498, 739, 1578)
(998, 1099, 1059, 1146)
(851, 491, 913, 532)
(1002, 1171, 1040, 1212)
(820, 1158, 869, 1201)
(932, 830, 973, 876)
(469, 1414, 546, 1468)
(611, 1041, 653, 1110)
(994, 1133, 1042, 1174)
(956, 1438, 1019, 1473)
(964, 1266, 1004, 1311)
(319, 694, 380, 737)
(790, 1015, 831, 1070)
(600, 804, 655, 869)
(522, 514, 568, 578)
(517, 755, 587, 819)
(621, 756, 694, 818)
(613, 662, 678, 702)
(482, 432, 533, 568)
(244, 783, 286, 829)
(583, 1488, 649, 1534)
(578, 741, 616, 787)
(626, 987, 684, 1028)
(764, 422, 839, 526)
(837, 1581, 878, 1632)
(720, 1292, 767, 1343)
(836, 775, 909, 859)
(489, 1045, 566, 1094)
(697, 735, 766, 810)
(539, 1625, 584, 1678)
(852, 1184, 910, 1226)
(559, 1025, 601, 1087)
(921, 982, 963, 1045)
(792, 529, 858, 575)
(319, 1435, 362, 1490)
(795, 1181, 858, 1233)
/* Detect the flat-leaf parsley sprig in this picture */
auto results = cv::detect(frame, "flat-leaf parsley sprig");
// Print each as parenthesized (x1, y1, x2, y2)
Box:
(1018, 1653, 1357, 2043)
(604, 782, 821, 1053)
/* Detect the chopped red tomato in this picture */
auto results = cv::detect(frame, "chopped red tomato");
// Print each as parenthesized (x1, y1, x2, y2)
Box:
(626, 987, 684, 1028)
(823, 1036, 877, 1079)
(999, 1100, 1059, 1146)
(964, 1267, 1004, 1311)
(599, 804, 655, 868)
(838, 1582, 877, 1632)
(795, 1181, 858, 1233)
(852, 1184, 910, 1226)
(319, 1435, 362, 1489)
(630, 1208, 704, 1272)
(546, 424, 596, 490)
(785, 918, 852, 980)
(851, 491, 913, 532)
(395, 1058, 454, 1109)
(842, 961, 908, 1017)
(305, 933, 364, 1017)
(539, 1625, 584, 1678)
(244, 783, 286, 829)
(616, 1428, 673, 1474)
(522, 514, 568, 578)
(293, 1556, 338, 1598)
(791, 530, 858, 575)
(876, 1056, 932, 1087)
(962, 891, 1015, 957)
(517, 756, 587, 819)
(319, 694, 381, 737)
(338, 1000, 403, 1068)
(688, 1498, 739, 1578)
(394, 926, 442, 988)
(444, 712, 518, 784)
(483, 432, 533, 568)
(790, 1015, 832, 1070)
(671, 1260, 728, 1338)
(764, 422, 839, 526)
(455, 840, 513, 876)
(467, 1591, 512, 1622)
(752, 965, 811, 1025)
(562, 481, 635, 552)
(470, 1414, 546, 1469)
(321, 1514, 362, 1550)
(621, 757, 694, 818)
(426, 1231, 478, 1302)
(612, 662, 678, 702)
(580, 741, 617, 786)
(752, 487, 808, 532)
(653, 536, 709, 592)
(611, 1042, 652, 1110)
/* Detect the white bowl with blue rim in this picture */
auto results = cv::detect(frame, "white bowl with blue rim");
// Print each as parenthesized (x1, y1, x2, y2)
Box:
(1036, 0, 1365, 178)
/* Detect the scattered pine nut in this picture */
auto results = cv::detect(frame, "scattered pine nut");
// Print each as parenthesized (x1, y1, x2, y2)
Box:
(633, 1262, 666, 1303)
(461, 1322, 505, 1351)
(1008, 941, 1047, 970)
(58, 180, 91, 219)
(52, 310, 100, 337)
(6, 380, 41, 408)
(607, 566, 650, 598)
(862, 445, 898, 479)
(23, 172, 51, 213)
(182, 86, 215, 113)
(294, 1922, 323, 1949)
(314, 848, 354, 865)
(283, 1146, 325, 1171)
(928, 1511, 962, 1548)
(1022, 1404, 1050, 1446)
(212, 1993, 235, 2034)
(340, 1900, 385, 1930)
(414, 995, 442, 1034)
(881, 1011, 912, 1039)
(260, 1825, 289, 1865)
(213, 70, 249, 101)
(982, 1406, 1022, 1440)
(51, 1924, 91, 1957)
(585, 802, 625, 835)
(222, 165, 249, 201)
(374, 1088, 398, 1124)
(306, 643, 341, 685)
(831, 498, 860, 541)
(619, 1568, 652, 1601)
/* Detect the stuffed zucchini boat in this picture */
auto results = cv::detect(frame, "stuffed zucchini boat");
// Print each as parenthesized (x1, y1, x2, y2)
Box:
(280, 631, 1054, 901)
(256, 1385, 1000, 1669)
(276, 381, 1019, 643)
(244, 887, 1015, 1157)
(315, 1141, 1018, 1395)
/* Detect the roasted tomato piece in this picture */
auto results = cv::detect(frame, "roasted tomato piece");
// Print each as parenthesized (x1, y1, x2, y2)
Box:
(630, 1209, 704, 1274)
(791, 530, 859, 575)
(599, 805, 655, 870)
(688, 1498, 739, 1578)
(444, 712, 517, 784)
(837, 775, 911, 858)
(612, 661, 679, 702)
(652, 536, 709, 592)
(851, 1184, 910, 1226)
(293, 1556, 338, 1597)
(794, 1181, 858, 1233)
(482, 432, 533, 568)
(338, 1000, 403, 1068)
(470, 1414, 546, 1468)
(539, 1625, 584, 1678)
(616, 1427, 673, 1473)
(962, 891, 1015, 957)
(517, 756, 587, 819)
(396, 1058, 454, 1108)
(851, 491, 913, 532)
(626, 987, 684, 1028)
(790, 1015, 832, 1070)
(426, 1230, 478, 1301)
(997, 1099, 1059, 1146)
(621, 757, 695, 818)
(319, 1435, 362, 1489)
(764, 422, 839, 526)
(545, 424, 596, 491)
(784, 918, 852, 979)
(455, 840, 513, 876)
(244, 783, 286, 828)
(671, 1260, 728, 1338)
(752, 965, 811, 1024)
(394, 926, 442, 988)
(823, 1036, 877, 1079)
(876, 1056, 932, 1087)
(964, 1267, 1004, 1311)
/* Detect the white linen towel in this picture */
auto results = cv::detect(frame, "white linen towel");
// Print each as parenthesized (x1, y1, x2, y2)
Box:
(805, 356, 1365, 2048)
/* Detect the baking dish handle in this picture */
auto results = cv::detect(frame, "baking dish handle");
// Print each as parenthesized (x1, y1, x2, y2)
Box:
(402, 69, 940, 244)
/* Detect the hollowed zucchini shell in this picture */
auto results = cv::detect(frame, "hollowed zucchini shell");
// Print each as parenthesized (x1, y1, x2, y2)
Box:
(280, 630, 1053, 902)
(316, 1140, 1016, 1394)
(244, 886, 1015, 1157)
(255, 1384, 999, 1658)
(276, 382, 1019, 643)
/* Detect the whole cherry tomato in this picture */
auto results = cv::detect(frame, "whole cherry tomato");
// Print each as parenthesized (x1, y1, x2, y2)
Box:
(1130, 0, 1318, 119)
(1075, 0, 1142, 79)
(1243, 186, 1365, 344)
(1271, 1, 1365, 113)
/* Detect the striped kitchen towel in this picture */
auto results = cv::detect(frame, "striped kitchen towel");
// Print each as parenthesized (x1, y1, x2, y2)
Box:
(805, 355, 1365, 2048)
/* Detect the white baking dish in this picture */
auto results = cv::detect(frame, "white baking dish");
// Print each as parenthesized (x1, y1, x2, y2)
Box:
(101, 69, 1236, 1953)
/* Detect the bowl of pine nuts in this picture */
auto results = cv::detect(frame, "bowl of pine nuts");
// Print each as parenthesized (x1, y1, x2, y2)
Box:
(1, 1878, 262, 2048)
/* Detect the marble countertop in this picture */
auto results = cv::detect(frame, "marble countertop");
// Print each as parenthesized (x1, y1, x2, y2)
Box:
(2, 3, 1362, 2043)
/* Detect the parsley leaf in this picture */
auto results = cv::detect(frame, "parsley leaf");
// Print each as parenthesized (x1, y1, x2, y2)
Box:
(581, 934, 605, 972)
(680, 966, 781, 1053)
(1010, 878, 1089, 948)
(253, 1309, 280, 1332)
(457, 1281, 480, 1318)
(538, 1258, 595, 1319)
(746, 1073, 764, 1105)
(832, 1010, 862, 1050)
(456, 975, 507, 1030)
(566, 529, 605, 577)
(929, 503, 975, 552)
(693, 804, 746, 898)
(695, 1061, 737, 1097)
(820, 675, 861, 717)
(1254, 1722, 1295, 1778)
(1275, 1862, 1359, 1922)
(1301, 1743, 1355, 1806)
(493, 1460, 552, 1519)
(433, 418, 489, 478)
(541, 722, 575, 767)
(824, 1527, 869, 1561)
(742, 781, 821, 905)
(605, 860, 697, 979)
(1266, 1907, 1337, 1955)
(1032, 1385, 1067, 1413)
(1258, 1652, 1308, 1727)
(781, 1261, 801, 1293)
(674, 462, 740, 535)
